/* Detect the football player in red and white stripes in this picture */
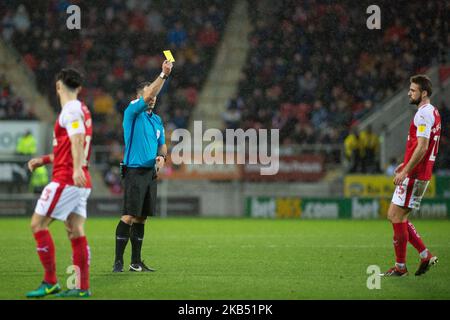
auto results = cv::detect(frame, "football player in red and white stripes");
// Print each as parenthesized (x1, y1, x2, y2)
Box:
(26, 68, 93, 298)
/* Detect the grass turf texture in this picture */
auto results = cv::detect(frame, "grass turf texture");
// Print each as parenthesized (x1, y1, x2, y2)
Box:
(0, 217, 449, 300)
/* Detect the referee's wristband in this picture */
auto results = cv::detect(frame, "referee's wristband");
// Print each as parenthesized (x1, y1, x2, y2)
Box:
(159, 72, 169, 80)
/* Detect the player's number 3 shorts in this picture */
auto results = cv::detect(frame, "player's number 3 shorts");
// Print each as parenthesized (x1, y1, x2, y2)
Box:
(392, 177, 429, 210)
(35, 182, 91, 221)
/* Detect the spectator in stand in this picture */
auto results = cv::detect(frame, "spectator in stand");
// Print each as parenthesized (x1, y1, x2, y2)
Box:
(16, 130, 37, 156)
(0, 1, 232, 193)
(344, 129, 361, 173)
(198, 21, 219, 61)
(104, 167, 122, 195)
(230, 0, 446, 162)
(0, 74, 36, 120)
(1, 1, 231, 132)
(359, 126, 380, 173)
(147, 9, 164, 34)
(297, 71, 317, 104)
(222, 104, 242, 130)
(168, 22, 188, 48)
(1, 10, 15, 41)
(93, 91, 115, 117)
(30, 166, 49, 194)
(436, 102, 450, 172)
(311, 100, 329, 131)
(13, 5, 30, 33)
(171, 108, 188, 129)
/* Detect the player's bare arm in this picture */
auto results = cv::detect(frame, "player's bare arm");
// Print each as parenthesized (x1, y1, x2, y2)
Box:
(156, 144, 168, 171)
(142, 60, 173, 104)
(394, 162, 404, 174)
(27, 154, 54, 172)
(394, 136, 429, 185)
(70, 133, 87, 187)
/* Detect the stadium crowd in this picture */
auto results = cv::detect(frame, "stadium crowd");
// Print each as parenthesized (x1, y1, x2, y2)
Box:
(1, 0, 231, 193)
(225, 0, 447, 148)
(0, 73, 36, 120)
(1, 1, 449, 192)
(435, 102, 450, 174)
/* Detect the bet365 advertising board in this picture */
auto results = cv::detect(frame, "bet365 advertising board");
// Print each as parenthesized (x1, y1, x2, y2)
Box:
(245, 197, 450, 219)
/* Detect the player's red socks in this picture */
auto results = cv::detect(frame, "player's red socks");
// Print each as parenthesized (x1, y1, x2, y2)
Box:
(392, 222, 408, 266)
(33, 230, 57, 284)
(71, 236, 90, 290)
(407, 220, 427, 253)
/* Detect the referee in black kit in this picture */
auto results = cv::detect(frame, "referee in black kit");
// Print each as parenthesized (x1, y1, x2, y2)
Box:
(113, 60, 173, 272)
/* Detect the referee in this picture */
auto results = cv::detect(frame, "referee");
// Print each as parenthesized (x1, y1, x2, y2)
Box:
(113, 60, 172, 272)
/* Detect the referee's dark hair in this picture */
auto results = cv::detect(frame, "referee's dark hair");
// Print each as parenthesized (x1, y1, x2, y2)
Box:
(136, 81, 152, 95)
(410, 74, 433, 97)
(56, 68, 83, 90)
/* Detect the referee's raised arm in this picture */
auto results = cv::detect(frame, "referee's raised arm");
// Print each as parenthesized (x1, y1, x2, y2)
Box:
(142, 60, 173, 103)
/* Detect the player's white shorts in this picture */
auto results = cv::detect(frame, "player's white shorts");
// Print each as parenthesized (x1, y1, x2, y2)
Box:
(35, 182, 91, 221)
(392, 178, 429, 210)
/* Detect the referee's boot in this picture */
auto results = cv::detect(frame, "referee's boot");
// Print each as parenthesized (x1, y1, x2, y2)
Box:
(129, 260, 155, 272)
(112, 260, 124, 273)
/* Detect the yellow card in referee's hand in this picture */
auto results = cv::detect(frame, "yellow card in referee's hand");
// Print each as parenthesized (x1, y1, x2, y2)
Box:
(163, 50, 175, 62)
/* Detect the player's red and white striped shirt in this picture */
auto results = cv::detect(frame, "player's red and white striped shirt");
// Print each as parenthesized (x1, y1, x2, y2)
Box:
(403, 103, 441, 181)
(52, 100, 92, 188)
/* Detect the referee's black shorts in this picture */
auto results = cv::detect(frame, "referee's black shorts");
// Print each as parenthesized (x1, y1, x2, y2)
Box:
(123, 167, 157, 218)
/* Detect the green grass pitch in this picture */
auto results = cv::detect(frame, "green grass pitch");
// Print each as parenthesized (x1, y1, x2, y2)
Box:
(0, 217, 449, 299)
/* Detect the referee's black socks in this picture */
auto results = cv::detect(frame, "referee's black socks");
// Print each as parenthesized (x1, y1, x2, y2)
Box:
(130, 223, 145, 264)
(115, 220, 131, 263)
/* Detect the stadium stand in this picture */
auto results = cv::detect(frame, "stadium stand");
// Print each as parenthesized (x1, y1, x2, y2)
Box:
(0, 72, 36, 120)
(1, 0, 448, 192)
(1, 0, 232, 194)
(436, 101, 450, 173)
(231, 0, 447, 147)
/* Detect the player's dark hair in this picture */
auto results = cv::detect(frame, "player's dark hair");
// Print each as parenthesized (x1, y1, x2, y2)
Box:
(410, 75, 432, 97)
(136, 81, 152, 95)
(56, 68, 83, 90)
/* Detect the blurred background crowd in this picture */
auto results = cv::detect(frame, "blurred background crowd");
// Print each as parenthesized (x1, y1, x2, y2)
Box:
(1, 0, 231, 193)
(0, 0, 448, 194)
(224, 0, 447, 145)
(0, 72, 36, 119)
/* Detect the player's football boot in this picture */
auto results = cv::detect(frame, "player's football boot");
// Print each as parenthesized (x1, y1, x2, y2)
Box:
(415, 254, 438, 276)
(55, 289, 91, 298)
(26, 281, 61, 298)
(129, 260, 155, 272)
(380, 266, 408, 277)
(112, 260, 124, 272)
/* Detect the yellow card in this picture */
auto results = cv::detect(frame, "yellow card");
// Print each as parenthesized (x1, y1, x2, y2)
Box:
(163, 50, 175, 62)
